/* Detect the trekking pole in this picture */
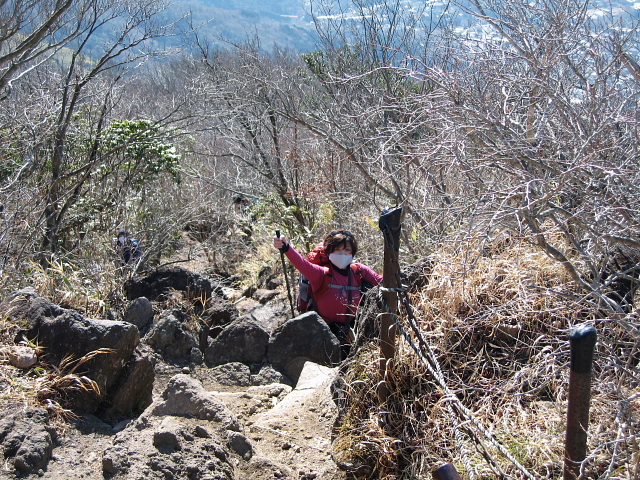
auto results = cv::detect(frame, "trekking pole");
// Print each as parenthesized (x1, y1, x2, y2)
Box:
(276, 230, 295, 317)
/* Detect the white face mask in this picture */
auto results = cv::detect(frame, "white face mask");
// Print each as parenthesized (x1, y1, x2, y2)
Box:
(118, 236, 126, 244)
(329, 253, 353, 270)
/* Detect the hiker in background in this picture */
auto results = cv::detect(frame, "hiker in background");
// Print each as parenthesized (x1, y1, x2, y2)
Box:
(232, 196, 253, 242)
(233, 196, 250, 216)
(273, 230, 382, 358)
(115, 228, 142, 270)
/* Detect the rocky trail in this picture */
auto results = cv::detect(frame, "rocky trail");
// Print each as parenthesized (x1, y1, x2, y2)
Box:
(0, 239, 352, 480)
(7, 360, 347, 480)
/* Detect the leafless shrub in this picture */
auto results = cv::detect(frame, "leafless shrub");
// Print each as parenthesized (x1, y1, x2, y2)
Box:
(336, 235, 639, 479)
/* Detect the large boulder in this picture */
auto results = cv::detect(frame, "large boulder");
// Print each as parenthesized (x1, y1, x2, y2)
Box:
(124, 266, 213, 302)
(267, 312, 341, 381)
(204, 318, 269, 366)
(0, 289, 153, 416)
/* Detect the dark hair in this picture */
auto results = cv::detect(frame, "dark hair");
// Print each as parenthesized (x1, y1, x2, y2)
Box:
(323, 230, 358, 256)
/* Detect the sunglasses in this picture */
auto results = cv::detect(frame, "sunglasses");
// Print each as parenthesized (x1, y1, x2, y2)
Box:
(331, 230, 353, 237)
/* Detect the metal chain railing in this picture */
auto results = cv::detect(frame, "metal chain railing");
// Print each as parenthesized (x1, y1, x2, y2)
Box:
(377, 223, 538, 480)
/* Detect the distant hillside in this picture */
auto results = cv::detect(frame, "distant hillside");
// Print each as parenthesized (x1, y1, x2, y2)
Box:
(169, 0, 318, 53)
(166, 0, 639, 54)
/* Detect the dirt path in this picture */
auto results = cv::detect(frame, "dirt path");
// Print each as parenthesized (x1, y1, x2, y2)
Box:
(218, 362, 347, 480)
(1, 360, 347, 480)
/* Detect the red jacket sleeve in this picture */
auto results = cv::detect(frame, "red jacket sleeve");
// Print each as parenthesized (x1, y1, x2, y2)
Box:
(285, 245, 383, 289)
(284, 245, 328, 291)
(358, 264, 383, 286)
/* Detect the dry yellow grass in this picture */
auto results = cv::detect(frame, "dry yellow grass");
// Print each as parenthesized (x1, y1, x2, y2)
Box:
(336, 234, 640, 479)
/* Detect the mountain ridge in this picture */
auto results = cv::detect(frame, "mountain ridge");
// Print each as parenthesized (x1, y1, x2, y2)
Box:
(169, 0, 639, 54)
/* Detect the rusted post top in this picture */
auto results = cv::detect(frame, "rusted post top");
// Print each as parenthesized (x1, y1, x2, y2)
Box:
(379, 206, 403, 251)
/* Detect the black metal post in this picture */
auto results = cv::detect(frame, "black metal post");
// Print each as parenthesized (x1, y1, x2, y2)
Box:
(563, 323, 597, 480)
(433, 463, 464, 480)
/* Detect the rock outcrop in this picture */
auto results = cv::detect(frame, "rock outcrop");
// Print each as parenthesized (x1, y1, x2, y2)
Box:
(124, 266, 213, 302)
(0, 265, 353, 479)
(1, 288, 154, 417)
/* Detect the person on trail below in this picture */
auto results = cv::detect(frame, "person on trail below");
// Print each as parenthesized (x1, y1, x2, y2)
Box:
(115, 228, 142, 268)
(273, 230, 382, 357)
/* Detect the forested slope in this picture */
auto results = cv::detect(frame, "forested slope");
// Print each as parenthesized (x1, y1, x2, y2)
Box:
(1, 0, 639, 478)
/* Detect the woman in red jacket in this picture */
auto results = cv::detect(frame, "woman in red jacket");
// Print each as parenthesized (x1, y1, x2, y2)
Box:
(274, 230, 382, 356)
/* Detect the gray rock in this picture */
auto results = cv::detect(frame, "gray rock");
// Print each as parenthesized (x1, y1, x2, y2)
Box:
(123, 296, 154, 330)
(227, 431, 253, 459)
(105, 347, 155, 417)
(149, 374, 241, 432)
(235, 298, 261, 314)
(242, 456, 295, 480)
(102, 410, 234, 480)
(190, 347, 204, 365)
(204, 296, 240, 327)
(251, 364, 292, 386)
(144, 312, 197, 364)
(153, 430, 182, 453)
(194, 425, 210, 438)
(252, 288, 279, 304)
(124, 266, 213, 302)
(101, 445, 130, 474)
(267, 312, 341, 380)
(204, 318, 269, 366)
(266, 277, 283, 289)
(211, 362, 252, 386)
(199, 297, 241, 352)
(250, 304, 289, 333)
(102, 376, 239, 478)
(6, 346, 38, 369)
(2, 289, 147, 415)
(281, 356, 311, 383)
(0, 409, 57, 474)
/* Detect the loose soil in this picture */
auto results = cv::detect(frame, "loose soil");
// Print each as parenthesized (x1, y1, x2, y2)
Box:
(0, 362, 347, 480)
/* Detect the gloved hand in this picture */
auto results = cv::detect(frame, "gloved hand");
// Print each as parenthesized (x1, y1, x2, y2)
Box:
(273, 236, 289, 253)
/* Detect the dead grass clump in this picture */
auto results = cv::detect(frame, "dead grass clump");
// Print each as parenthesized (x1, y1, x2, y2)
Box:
(23, 260, 127, 318)
(336, 235, 640, 479)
